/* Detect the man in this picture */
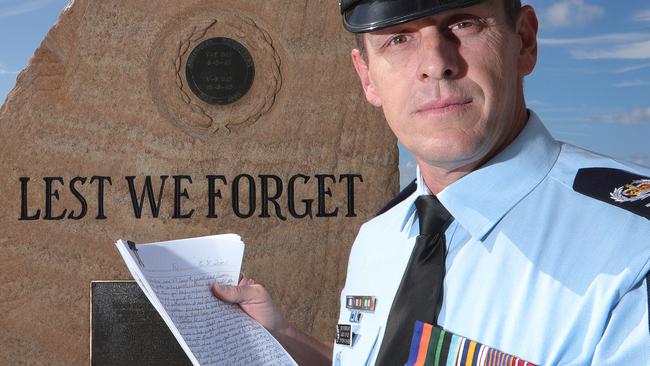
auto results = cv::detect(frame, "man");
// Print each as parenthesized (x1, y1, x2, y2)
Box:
(213, 0, 650, 364)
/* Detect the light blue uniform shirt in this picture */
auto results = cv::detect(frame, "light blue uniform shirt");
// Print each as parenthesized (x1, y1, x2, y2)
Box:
(334, 111, 650, 365)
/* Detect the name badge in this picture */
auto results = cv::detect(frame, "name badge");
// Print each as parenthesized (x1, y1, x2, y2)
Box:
(345, 295, 376, 311)
(335, 324, 353, 347)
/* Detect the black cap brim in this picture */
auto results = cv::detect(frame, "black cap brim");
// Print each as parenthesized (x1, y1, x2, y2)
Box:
(343, 0, 487, 33)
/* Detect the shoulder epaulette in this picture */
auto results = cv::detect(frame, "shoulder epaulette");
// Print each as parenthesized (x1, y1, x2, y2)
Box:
(572, 167, 650, 220)
(376, 179, 417, 216)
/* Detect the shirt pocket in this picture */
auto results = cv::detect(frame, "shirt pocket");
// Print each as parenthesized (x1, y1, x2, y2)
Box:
(334, 323, 381, 366)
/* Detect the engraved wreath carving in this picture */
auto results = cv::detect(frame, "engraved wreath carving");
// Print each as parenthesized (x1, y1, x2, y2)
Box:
(150, 10, 283, 140)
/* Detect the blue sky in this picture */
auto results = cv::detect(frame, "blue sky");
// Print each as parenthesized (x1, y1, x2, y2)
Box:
(1, 0, 649, 188)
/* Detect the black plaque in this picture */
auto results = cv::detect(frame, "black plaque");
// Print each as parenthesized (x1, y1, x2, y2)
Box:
(186, 37, 255, 105)
(90, 281, 192, 366)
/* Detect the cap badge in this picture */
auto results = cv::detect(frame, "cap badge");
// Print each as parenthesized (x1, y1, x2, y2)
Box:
(610, 179, 650, 207)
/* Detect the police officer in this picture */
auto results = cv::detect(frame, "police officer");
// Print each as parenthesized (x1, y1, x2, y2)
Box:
(213, 0, 650, 364)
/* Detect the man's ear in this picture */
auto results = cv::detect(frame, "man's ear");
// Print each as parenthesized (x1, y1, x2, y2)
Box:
(516, 5, 538, 76)
(351, 49, 382, 107)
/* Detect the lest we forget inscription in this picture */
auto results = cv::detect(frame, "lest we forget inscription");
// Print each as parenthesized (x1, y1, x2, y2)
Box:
(0, 1, 398, 365)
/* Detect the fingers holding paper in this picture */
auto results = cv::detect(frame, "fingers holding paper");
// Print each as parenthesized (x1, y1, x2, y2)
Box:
(211, 273, 333, 365)
(211, 273, 289, 334)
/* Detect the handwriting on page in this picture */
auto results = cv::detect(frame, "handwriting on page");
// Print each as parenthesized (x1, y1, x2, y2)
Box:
(148, 273, 293, 366)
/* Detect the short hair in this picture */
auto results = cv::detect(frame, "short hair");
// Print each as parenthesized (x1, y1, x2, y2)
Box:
(355, 0, 522, 57)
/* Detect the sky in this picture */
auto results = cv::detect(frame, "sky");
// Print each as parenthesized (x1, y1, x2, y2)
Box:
(1, 0, 649, 189)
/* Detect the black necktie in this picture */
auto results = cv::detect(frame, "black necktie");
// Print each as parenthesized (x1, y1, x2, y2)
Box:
(374, 195, 452, 366)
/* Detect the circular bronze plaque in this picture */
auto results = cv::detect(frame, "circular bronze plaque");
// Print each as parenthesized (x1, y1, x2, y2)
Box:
(186, 37, 255, 105)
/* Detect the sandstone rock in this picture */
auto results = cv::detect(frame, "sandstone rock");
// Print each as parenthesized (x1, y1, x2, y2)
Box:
(0, 0, 398, 364)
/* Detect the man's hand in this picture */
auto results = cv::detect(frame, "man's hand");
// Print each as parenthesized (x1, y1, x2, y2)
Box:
(211, 274, 289, 335)
(211, 274, 333, 366)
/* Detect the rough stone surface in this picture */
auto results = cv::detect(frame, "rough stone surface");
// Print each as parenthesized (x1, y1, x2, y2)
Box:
(0, 0, 398, 364)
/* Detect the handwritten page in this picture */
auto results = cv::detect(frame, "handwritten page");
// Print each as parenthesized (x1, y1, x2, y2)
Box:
(115, 235, 297, 366)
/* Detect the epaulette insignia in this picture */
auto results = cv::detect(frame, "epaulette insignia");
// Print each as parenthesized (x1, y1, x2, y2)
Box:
(573, 168, 650, 220)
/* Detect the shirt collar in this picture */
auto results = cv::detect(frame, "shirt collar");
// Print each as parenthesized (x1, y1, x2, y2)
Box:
(408, 111, 561, 240)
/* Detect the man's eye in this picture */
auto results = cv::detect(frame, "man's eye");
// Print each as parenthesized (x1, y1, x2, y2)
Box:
(450, 21, 475, 30)
(388, 34, 409, 46)
(449, 19, 484, 34)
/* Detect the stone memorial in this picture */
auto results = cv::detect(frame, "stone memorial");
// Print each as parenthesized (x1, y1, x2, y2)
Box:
(0, 0, 398, 364)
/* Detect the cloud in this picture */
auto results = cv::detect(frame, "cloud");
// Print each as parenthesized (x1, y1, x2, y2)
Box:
(571, 40, 650, 60)
(532, 62, 650, 75)
(0, 0, 51, 18)
(0, 64, 18, 75)
(636, 9, 650, 22)
(614, 107, 650, 124)
(612, 80, 650, 88)
(593, 107, 650, 125)
(540, 31, 650, 60)
(539, 33, 650, 46)
(614, 62, 650, 73)
(542, 0, 604, 28)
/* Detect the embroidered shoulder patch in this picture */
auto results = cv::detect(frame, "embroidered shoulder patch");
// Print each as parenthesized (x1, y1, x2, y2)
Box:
(573, 168, 650, 220)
